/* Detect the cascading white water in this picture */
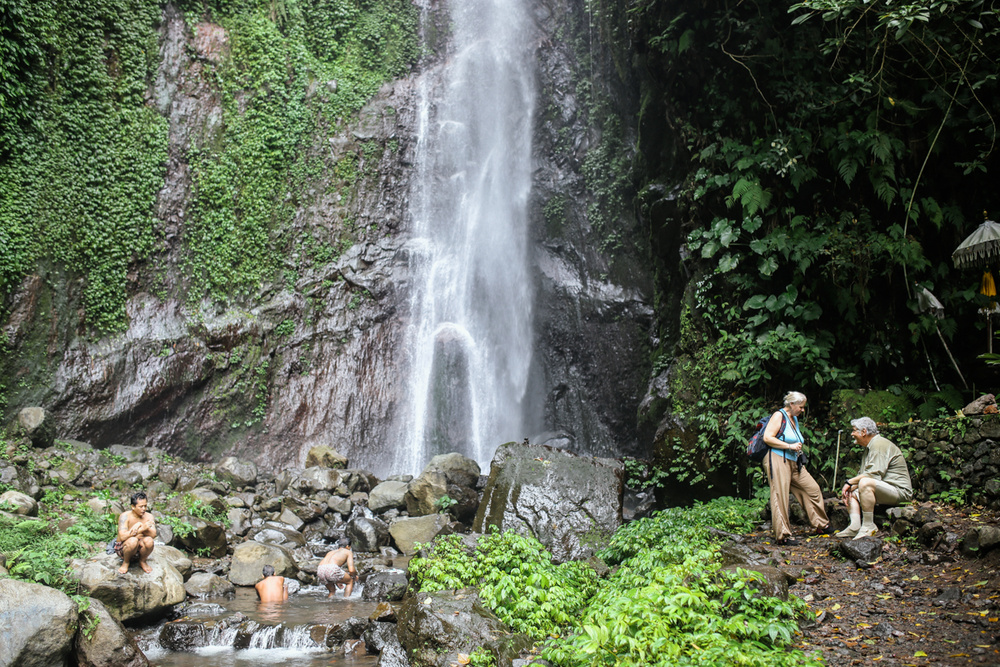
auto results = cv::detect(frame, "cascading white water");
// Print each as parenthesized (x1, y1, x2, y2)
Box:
(398, 0, 537, 475)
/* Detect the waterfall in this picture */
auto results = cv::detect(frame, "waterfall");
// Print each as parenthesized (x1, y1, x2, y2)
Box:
(398, 0, 537, 475)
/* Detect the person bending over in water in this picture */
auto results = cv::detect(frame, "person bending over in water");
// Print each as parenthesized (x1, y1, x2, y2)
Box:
(114, 491, 157, 574)
(255, 564, 289, 602)
(317, 538, 357, 598)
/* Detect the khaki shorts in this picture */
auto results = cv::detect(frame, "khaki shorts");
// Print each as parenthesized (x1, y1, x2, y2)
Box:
(872, 479, 911, 505)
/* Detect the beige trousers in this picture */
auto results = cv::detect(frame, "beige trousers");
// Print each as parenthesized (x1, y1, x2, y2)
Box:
(764, 451, 829, 540)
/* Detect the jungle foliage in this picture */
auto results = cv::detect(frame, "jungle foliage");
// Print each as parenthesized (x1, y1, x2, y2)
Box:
(612, 0, 1000, 483)
(410, 498, 821, 666)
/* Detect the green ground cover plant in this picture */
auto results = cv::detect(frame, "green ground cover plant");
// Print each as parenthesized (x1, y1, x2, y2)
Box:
(411, 498, 821, 665)
(542, 497, 821, 666)
(0, 507, 113, 594)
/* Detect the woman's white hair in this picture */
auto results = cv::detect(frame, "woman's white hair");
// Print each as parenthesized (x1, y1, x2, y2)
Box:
(851, 417, 879, 436)
(783, 391, 807, 407)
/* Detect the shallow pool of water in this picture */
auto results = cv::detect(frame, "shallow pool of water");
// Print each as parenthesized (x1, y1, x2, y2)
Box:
(137, 586, 381, 667)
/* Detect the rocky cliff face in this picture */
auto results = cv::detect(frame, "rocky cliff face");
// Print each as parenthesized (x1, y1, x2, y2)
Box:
(1, 0, 661, 473)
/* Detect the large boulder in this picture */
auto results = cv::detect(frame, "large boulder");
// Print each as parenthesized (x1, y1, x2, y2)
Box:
(252, 522, 307, 549)
(277, 467, 344, 495)
(184, 572, 236, 598)
(214, 456, 258, 488)
(175, 516, 228, 558)
(17, 407, 55, 449)
(473, 442, 624, 562)
(0, 578, 78, 667)
(346, 513, 390, 552)
(155, 545, 193, 580)
(361, 571, 409, 602)
(422, 453, 481, 488)
(0, 489, 38, 516)
(229, 542, 296, 586)
(73, 597, 149, 667)
(405, 472, 449, 517)
(389, 514, 451, 555)
(305, 445, 349, 469)
(71, 552, 186, 622)
(368, 480, 409, 513)
(396, 588, 512, 667)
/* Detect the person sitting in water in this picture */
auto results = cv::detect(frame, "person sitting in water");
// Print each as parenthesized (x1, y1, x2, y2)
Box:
(114, 491, 157, 574)
(317, 538, 357, 598)
(255, 564, 289, 602)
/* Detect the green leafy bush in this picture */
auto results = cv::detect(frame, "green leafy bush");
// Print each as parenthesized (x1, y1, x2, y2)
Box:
(0, 506, 114, 593)
(409, 530, 599, 639)
(542, 498, 821, 667)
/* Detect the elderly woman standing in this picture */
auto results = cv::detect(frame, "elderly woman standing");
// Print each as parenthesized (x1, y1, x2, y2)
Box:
(762, 391, 831, 545)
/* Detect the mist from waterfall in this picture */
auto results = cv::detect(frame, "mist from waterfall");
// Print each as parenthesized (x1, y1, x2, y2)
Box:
(397, 0, 537, 476)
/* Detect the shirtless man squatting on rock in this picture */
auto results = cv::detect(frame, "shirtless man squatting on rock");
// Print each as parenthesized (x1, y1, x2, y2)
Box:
(317, 538, 357, 598)
(116, 491, 156, 574)
(255, 565, 289, 602)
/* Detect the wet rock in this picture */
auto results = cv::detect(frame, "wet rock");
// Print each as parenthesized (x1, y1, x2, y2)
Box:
(343, 470, 378, 494)
(175, 516, 228, 558)
(362, 571, 409, 602)
(474, 442, 623, 562)
(156, 545, 193, 580)
(327, 495, 353, 515)
(228, 542, 296, 586)
(366, 621, 408, 667)
(305, 445, 349, 469)
(159, 621, 207, 651)
(16, 407, 55, 449)
(421, 452, 481, 489)
(444, 484, 479, 524)
(252, 522, 306, 549)
(405, 472, 449, 517)
(623, 488, 656, 522)
(278, 507, 305, 531)
(214, 457, 258, 489)
(834, 538, 884, 565)
(370, 601, 397, 622)
(184, 572, 236, 598)
(227, 508, 253, 537)
(0, 489, 38, 516)
(369, 481, 409, 513)
(347, 514, 390, 552)
(71, 552, 186, 622)
(186, 488, 227, 515)
(73, 597, 149, 667)
(0, 578, 78, 667)
(350, 491, 370, 506)
(389, 514, 450, 555)
(397, 589, 511, 667)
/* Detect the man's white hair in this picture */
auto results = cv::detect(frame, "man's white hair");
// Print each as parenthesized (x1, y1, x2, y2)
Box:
(851, 416, 879, 436)
(783, 391, 807, 407)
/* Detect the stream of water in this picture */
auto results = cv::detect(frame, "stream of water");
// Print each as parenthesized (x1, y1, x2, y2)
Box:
(396, 0, 538, 475)
(137, 587, 379, 667)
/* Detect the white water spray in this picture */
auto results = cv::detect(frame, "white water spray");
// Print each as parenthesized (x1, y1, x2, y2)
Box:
(398, 0, 537, 475)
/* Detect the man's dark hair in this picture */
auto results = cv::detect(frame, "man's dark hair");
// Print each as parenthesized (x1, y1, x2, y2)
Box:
(130, 491, 147, 506)
(262, 564, 275, 577)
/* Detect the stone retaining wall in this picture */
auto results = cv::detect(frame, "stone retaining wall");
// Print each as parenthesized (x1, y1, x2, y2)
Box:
(878, 414, 1000, 508)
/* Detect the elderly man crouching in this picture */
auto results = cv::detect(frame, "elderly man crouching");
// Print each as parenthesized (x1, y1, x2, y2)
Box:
(836, 417, 913, 539)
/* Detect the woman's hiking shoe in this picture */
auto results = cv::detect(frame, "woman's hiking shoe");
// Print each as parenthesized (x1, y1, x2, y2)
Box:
(776, 537, 800, 546)
(835, 526, 859, 538)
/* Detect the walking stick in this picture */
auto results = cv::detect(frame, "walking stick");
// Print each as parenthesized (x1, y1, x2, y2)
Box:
(832, 429, 843, 491)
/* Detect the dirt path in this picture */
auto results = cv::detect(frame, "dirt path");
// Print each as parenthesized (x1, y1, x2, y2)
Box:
(744, 503, 1000, 666)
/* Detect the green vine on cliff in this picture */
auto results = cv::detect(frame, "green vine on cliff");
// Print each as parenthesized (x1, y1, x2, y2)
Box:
(0, 0, 168, 333)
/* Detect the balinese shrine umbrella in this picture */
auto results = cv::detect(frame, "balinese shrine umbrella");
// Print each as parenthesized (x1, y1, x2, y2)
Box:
(952, 217, 1000, 353)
